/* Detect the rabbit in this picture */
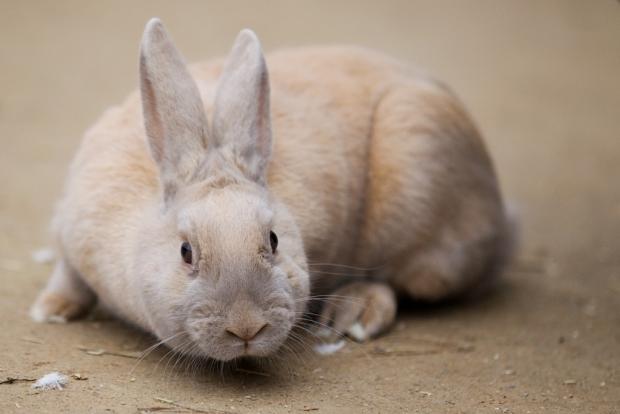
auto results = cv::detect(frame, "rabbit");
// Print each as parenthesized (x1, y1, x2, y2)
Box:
(30, 18, 513, 361)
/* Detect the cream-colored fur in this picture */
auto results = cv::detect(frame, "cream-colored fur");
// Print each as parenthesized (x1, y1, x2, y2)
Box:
(31, 19, 511, 361)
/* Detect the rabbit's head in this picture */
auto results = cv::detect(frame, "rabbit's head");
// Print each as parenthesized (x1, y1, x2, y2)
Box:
(138, 19, 309, 361)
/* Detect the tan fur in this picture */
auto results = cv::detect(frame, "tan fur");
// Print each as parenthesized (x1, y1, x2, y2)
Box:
(31, 19, 511, 361)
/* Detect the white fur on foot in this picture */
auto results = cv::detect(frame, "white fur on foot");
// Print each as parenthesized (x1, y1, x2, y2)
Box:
(32, 372, 68, 390)
(346, 322, 368, 342)
(314, 340, 346, 355)
(31, 248, 55, 264)
(29, 305, 67, 324)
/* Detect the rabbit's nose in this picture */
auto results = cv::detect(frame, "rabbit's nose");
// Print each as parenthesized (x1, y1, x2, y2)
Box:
(225, 321, 268, 342)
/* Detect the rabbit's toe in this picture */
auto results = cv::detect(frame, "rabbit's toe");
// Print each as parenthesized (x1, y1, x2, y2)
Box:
(318, 281, 397, 342)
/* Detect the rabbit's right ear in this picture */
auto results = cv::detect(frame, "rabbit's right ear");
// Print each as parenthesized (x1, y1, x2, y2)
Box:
(139, 18, 208, 200)
(212, 30, 272, 184)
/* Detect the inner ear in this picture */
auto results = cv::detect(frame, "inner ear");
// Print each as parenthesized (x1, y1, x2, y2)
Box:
(139, 18, 209, 200)
(212, 29, 272, 184)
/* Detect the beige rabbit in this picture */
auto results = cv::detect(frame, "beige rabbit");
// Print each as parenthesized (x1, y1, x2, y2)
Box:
(31, 19, 513, 361)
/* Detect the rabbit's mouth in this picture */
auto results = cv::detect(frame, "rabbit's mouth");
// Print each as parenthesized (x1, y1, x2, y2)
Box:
(193, 332, 290, 362)
(184, 313, 294, 362)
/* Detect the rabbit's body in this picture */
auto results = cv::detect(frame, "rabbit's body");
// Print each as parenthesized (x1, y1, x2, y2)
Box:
(32, 21, 510, 359)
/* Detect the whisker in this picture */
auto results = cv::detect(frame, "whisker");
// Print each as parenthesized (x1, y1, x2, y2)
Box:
(294, 317, 344, 338)
(156, 337, 194, 379)
(307, 262, 386, 272)
(309, 270, 370, 277)
(130, 331, 187, 375)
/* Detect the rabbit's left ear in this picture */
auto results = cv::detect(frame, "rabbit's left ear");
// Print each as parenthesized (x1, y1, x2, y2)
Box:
(212, 29, 272, 183)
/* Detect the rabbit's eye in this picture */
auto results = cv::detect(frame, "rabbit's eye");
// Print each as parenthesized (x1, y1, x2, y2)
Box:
(181, 241, 192, 265)
(270, 231, 278, 254)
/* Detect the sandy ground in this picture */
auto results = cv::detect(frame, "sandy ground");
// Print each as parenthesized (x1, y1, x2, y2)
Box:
(1, 1, 619, 413)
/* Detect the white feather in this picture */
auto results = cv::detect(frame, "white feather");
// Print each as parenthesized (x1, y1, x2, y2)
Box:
(32, 372, 68, 391)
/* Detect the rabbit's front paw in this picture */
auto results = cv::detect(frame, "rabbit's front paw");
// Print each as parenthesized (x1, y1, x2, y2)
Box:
(30, 291, 90, 323)
(318, 281, 396, 342)
(30, 259, 95, 323)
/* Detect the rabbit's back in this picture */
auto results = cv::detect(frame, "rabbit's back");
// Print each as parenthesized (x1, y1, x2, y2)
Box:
(60, 46, 504, 290)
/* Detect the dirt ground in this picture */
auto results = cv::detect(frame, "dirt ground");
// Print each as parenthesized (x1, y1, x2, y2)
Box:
(1, 1, 619, 413)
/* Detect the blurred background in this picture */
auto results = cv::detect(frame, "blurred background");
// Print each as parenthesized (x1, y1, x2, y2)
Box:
(1, 1, 619, 413)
